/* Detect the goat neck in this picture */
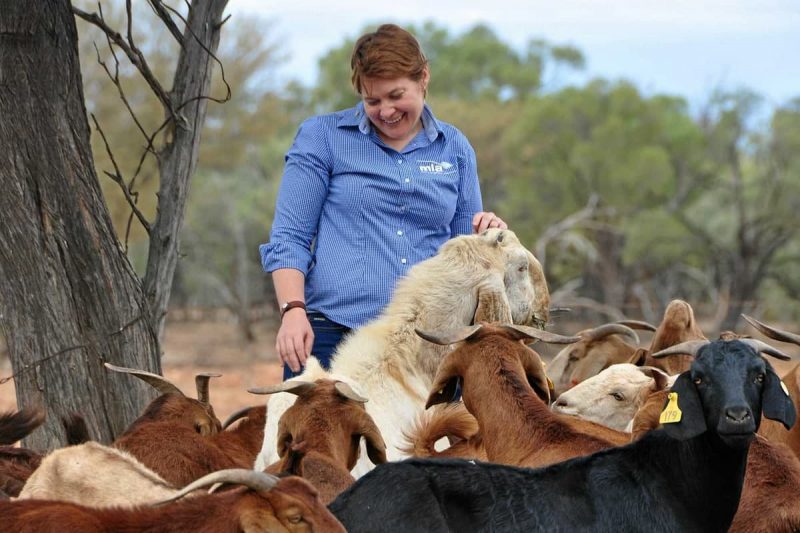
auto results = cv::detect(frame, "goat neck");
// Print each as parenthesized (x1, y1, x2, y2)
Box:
(432, 333, 610, 467)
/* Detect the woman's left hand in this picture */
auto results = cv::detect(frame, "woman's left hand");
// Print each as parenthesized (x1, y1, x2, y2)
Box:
(472, 211, 508, 233)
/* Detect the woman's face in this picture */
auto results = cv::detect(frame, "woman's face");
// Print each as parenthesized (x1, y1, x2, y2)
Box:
(361, 68, 429, 148)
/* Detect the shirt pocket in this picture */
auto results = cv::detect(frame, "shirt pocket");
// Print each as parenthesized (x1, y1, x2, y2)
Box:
(411, 165, 460, 229)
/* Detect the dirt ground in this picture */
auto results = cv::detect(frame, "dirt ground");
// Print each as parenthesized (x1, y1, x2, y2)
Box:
(1, 319, 798, 421)
(0, 319, 284, 422)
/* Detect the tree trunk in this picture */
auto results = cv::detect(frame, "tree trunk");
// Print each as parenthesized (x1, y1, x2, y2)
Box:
(142, 0, 228, 338)
(0, 0, 159, 449)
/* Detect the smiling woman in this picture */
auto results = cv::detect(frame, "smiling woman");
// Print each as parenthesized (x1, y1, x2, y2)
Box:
(259, 23, 508, 381)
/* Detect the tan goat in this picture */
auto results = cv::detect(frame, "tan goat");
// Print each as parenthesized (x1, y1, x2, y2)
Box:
(547, 322, 645, 396)
(17, 442, 179, 506)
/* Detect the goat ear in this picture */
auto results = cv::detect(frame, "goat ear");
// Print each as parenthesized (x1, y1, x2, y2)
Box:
(276, 417, 293, 458)
(356, 411, 388, 465)
(473, 286, 512, 324)
(761, 366, 797, 430)
(425, 377, 460, 409)
(627, 348, 648, 366)
(519, 347, 551, 404)
(661, 372, 707, 441)
(426, 357, 462, 408)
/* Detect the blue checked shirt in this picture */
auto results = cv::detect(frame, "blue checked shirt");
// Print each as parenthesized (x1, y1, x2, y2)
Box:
(260, 102, 483, 328)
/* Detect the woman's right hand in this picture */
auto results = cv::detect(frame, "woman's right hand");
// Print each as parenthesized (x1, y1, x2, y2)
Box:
(275, 309, 314, 373)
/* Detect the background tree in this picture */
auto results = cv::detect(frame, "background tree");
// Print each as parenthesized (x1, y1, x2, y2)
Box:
(0, 0, 228, 448)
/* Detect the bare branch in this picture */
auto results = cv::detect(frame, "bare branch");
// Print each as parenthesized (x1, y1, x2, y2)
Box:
(92, 42, 152, 148)
(147, 0, 184, 45)
(534, 194, 614, 267)
(73, 5, 177, 118)
(157, 1, 232, 105)
(90, 114, 151, 236)
(217, 13, 232, 29)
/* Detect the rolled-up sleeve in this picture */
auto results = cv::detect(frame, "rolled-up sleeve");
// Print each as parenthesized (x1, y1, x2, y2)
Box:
(260, 117, 332, 274)
(450, 136, 483, 237)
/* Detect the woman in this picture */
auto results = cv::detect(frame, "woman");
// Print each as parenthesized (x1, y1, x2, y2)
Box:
(260, 24, 506, 379)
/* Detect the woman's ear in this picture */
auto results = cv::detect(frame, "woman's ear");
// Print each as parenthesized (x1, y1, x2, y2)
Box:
(421, 65, 430, 95)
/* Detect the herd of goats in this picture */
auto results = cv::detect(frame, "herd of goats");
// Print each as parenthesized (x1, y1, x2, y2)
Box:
(1, 228, 799, 532)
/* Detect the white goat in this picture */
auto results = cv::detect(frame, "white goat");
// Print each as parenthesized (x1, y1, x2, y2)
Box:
(552, 364, 674, 432)
(255, 229, 550, 476)
(17, 442, 182, 507)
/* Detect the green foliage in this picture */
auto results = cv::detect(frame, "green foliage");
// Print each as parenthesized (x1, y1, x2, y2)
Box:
(311, 21, 585, 112)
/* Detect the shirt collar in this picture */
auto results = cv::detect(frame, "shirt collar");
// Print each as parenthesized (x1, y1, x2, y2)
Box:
(339, 102, 443, 142)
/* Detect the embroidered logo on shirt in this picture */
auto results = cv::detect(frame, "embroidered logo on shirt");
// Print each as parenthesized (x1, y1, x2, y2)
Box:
(417, 160, 456, 174)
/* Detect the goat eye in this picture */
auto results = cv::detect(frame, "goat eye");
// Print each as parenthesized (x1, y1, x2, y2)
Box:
(287, 515, 303, 524)
(756, 373, 765, 384)
(693, 377, 702, 385)
(518, 264, 528, 272)
(611, 392, 624, 401)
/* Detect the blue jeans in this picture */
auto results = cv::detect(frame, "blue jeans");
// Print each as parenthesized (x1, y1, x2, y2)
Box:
(283, 312, 351, 381)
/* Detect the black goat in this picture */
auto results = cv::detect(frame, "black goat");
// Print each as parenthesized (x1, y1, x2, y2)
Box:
(329, 339, 796, 532)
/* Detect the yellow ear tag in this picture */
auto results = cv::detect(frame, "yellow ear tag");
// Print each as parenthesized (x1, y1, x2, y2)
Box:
(781, 381, 790, 396)
(659, 392, 683, 424)
(546, 377, 555, 390)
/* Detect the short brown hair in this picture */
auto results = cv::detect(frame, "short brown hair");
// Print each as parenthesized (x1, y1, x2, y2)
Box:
(350, 24, 428, 94)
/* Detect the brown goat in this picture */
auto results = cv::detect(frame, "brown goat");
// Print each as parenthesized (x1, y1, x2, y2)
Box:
(2, 469, 345, 532)
(0, 406, 45, 497)
(105, 364, 223, 437)
(251, 379, 386, 505)
(421, 324, 629, 468)
(740, 315, 800, 459)
(114, 405, 266, 488)
(631, 374, 800, 533)
(106, 364, 268, 487)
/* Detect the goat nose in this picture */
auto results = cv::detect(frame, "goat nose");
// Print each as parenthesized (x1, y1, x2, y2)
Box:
(554, 398, 568, 408)
(725, 407, 751, 424)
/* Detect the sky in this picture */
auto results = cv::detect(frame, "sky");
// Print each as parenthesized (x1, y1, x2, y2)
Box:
(226, 0, 800, 111)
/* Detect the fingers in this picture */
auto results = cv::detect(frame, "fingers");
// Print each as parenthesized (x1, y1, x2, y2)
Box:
(275, 315, 313, 373)
(472, 212, 508, 234)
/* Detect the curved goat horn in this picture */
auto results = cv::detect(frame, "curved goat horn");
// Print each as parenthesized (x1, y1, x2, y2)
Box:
(248, 380, 317, 396)
(500, 325, 582, 344)
(334, 381, 368, 403)
(415, 324, 483, 346)
(617, 319, 657, 332)
(584, 324, 640, 345)
(742, 314, 800, 346)
(195, 373, 222, 405)
(222, 406, 254, 430)
(737, 339, 793, 361)
(153, 469, 280, 506)
(651, 340, 710, 359)
(104, 363, 184, 397)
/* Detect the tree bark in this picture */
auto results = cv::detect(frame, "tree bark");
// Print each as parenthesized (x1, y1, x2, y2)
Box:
(143, 0, 229, 337)
(0, 0, 160, 449)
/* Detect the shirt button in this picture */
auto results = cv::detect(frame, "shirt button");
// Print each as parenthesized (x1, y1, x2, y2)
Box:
(404, 178, 410, 183)
(400, 206, 407, 213)
(401, 258, 407, 264)
(397, 159, 403, 164)
(397, 230, 403, 236)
